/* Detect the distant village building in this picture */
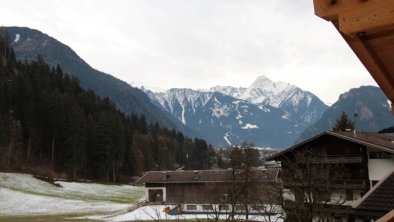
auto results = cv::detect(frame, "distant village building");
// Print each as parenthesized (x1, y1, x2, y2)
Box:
(136, 169, 279, 204)
(136, 168, 284, 218)
(267, 131, 394, 221)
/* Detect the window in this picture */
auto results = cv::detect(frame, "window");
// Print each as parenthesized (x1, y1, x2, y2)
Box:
(202, 205, 213, 211)
(252, 205, 265, 212)
(220, 194, 228, 202)
(345, 189, 353, 201)
(219, 204, 229, 211)
(235, 204, 246, 211)
(186, 205, 197, 211)
(369, 151, 392, 159)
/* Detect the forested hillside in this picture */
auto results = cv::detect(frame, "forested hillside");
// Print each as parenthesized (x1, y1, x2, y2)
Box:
(0, 28, 214, 182)
(6, 26, 193, 137)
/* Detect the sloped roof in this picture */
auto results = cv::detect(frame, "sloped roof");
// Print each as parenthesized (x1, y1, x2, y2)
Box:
(267, 131, 394, 161)
(354, 168, 394, 212)
(313, 0, 394, 115)
(136, 169, 279, 185)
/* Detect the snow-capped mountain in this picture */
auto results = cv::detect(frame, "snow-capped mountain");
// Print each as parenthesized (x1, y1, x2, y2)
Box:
(210, 75, 328, 125)
(147, 89, 297, 148)
(147, 76, 328, 148)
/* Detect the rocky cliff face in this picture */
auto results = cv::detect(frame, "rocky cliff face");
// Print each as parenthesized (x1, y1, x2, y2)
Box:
(298, 86, 394, 142)
(147, 76, 328, 148)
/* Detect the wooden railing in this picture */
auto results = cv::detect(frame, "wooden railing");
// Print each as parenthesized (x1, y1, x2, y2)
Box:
(283, 178, 368, 189)
(298, 155, 363, 164)
(329, 179, 368, 189)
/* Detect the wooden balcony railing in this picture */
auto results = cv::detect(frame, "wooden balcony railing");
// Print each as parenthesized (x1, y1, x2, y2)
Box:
(298, 155, 363, 164)
(283, 179, 368, 189)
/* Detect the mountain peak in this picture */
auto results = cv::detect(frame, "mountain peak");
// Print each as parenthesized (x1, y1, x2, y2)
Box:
(250, 75, 273, 86)
(241, 75, 295, 106)
(249, 75, 295, 94)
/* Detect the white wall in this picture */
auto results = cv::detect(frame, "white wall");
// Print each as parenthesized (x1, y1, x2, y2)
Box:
(368, 158, 394, 181)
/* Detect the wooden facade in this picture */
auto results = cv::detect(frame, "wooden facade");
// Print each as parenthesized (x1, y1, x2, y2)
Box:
(137, 169, 279, 204)
(268, 131, 394, 220)
(146, 182, 228, 203)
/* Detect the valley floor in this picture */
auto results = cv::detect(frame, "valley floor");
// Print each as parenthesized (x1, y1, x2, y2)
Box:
(0, 173, 283, 221)
(0, 172, 144, 221)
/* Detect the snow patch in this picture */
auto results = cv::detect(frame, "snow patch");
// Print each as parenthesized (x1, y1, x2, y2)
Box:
(224, 132, 232, 146)
(281, 112, 291, 119)
(241, 124, 259, 129)
(0, 172, 144, 217)
(306, 95, 312, 107)
(13, 34, 20, 43)
(258, 105, 270, 112)
(211, 106, 230, 118)
(181, 102, 186, 124)
(94, 205, 283, 222)
(0, 187, 128, 216)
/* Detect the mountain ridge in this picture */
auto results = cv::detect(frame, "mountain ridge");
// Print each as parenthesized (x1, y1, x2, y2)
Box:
(6, 26, 189, 133)
(298, 85, 394, 142)
(206, 75, 328, 125)
(147, 76, 329, 148)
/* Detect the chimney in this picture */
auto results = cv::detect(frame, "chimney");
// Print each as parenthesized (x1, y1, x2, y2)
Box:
(353, 129, 357, 138)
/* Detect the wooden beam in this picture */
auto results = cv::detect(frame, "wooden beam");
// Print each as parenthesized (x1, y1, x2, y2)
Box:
(332, 22, 394, 106)
(338, 1, 394, 37)
(313, 0, 371, 21)
(392, 103, 394, 116)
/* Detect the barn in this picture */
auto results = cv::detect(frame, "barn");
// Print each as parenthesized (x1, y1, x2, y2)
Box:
(136, 169, 279, 204)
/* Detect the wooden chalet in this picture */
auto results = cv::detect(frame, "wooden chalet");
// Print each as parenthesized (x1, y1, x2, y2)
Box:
(136, 169, 279, 204)
(267, 131, 394, 221)
(313, 0, 394, 115)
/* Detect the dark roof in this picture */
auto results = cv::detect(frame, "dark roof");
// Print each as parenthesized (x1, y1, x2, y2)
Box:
(267, 131, 394, 161)
(136, 169, 279, 185)
(354, 169, 394, 212)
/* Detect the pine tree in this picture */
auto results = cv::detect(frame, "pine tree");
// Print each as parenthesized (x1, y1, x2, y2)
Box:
(332, 111, 355, 132)
(0, 30, 215, 181)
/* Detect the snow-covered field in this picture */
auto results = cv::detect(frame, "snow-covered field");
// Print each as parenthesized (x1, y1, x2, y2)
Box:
(0, 172, 145, 219)
(84, 205, 283, 221)
(0, 172, 283, 221)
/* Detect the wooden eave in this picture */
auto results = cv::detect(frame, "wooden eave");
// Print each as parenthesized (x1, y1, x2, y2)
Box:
(314, 0, 394, 115)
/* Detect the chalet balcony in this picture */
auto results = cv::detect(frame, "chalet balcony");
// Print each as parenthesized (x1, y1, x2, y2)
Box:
(298, 155, 363, 164)
(329, 179, 368, 189)
(283, 179, 368, 189)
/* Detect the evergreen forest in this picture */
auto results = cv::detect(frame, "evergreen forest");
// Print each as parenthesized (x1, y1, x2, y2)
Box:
(0, 29, 215, 182)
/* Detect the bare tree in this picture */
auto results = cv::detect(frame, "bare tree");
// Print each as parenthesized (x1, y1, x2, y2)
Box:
(279, 148, 346, 222)
(203, 145, 282, 222)
(253, 181, 285, 222)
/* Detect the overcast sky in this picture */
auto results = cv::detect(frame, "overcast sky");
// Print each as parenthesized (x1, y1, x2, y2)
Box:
(0, 0, 377, 104)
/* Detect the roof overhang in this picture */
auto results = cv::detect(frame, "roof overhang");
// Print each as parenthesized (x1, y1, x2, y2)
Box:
(267, 131, 394, 161)
(313, 0, 394, 115)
